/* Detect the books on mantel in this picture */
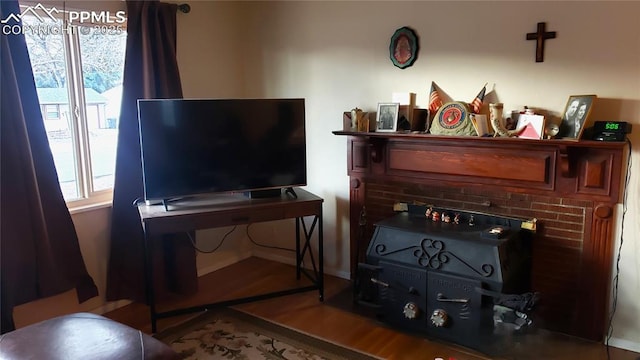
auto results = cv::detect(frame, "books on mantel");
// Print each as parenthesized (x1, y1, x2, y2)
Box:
(470, 114, 490, 136)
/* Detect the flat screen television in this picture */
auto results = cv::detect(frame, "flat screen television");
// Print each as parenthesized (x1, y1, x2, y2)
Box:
(137, 98, 307, 202)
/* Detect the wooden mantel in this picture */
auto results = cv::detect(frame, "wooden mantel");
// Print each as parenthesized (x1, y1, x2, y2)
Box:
(334, 131, 626, 342)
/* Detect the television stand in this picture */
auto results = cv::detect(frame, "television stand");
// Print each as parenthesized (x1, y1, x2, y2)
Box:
(137, 188, 324, 333)
(285, 187, 298, 199)
(244, 188, 282, 199)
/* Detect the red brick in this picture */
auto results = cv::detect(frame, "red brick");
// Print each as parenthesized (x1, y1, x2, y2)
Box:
(507, 207, 536, 217)
(557, 213, 585, 223)
(530, 195, 562, 205)
(544, 225, 584, 237)
(562, 198, 594, 208)
(531, 203, 585, 215)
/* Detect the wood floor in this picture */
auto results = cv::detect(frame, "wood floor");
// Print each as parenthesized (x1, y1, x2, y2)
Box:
(104, 257, 639, 360)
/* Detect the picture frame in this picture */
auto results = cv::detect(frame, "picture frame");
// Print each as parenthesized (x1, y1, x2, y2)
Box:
(560, 95, 597, 139)
(389, 27, 419, 69)
(376, 103, 400, 132)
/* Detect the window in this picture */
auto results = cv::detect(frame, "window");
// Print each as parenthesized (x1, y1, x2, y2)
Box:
(22, 6, 127, 207)
(45, 104, 60, 119)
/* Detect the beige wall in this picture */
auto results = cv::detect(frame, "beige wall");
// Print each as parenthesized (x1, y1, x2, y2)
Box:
(13, 0, 640, 353)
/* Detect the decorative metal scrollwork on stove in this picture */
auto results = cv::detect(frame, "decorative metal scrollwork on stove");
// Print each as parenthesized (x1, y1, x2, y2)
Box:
(374, 243, 419, 256)
(413, 238, 494, 277)
(373, 238, 494, 277)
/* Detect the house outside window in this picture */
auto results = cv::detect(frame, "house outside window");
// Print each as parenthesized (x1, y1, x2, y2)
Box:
(21, 3, 127, 208)
(44, 104, 60, 119)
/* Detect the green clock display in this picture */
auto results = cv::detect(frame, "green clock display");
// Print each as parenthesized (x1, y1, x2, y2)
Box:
(605, 122, 620, 130)
(593, 121, 630, 141)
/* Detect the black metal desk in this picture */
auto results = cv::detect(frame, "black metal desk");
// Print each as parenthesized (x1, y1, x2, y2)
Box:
(137, 188, 323, 333)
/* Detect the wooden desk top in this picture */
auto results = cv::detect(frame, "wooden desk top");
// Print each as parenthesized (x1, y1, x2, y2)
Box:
(138, 188, 323, 236)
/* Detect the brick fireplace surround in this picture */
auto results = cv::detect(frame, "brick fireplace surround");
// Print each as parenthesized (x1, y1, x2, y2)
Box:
(335, 131, 626, 342)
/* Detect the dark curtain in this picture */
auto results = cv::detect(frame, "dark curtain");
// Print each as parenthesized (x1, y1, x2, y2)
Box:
(106, 0, 197, 303)
(0, 1, 98, 333)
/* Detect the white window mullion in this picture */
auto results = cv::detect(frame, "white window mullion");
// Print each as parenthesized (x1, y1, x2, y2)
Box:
(64, 26, 92, 200)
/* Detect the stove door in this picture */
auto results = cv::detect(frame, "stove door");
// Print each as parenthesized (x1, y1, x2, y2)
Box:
(426, 271, 484, 347)
(377, 261, 428, 332)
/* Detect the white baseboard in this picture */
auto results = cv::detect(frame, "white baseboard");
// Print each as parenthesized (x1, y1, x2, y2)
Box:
(607, 337, 640, 353)
(252, 250, 296, 267)
(252, 251, 351, 280)
(331, 269, 351, 280)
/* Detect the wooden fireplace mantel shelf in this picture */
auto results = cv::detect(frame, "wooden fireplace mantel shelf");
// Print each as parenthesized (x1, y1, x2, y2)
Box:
(332, 130, 626, 150)
(334, 130, 628, 342)
(333, 130, 626, 204)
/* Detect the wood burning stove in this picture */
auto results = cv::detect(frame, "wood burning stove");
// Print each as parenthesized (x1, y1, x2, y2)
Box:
(356, 205, 538, 353)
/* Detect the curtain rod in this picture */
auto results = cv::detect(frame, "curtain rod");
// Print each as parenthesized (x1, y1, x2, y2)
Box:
(178, 3, 190, 13)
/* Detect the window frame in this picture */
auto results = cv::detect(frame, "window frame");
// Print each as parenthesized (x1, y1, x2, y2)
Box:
(20, 1, 127, 210)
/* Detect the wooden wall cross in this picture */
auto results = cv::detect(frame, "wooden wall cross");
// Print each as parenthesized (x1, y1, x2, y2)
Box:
(526, 22, 557, 62)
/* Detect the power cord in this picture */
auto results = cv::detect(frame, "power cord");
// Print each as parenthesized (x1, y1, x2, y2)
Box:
(246, 223, 295, 253)
(605, 138, 632, 358)
(187, 226, 237, 254)
(149, 217, 298, 255)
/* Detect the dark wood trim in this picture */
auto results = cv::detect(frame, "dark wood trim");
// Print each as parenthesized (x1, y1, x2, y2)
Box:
(334, 131, 625, 203)
(332, 130, 626, 150)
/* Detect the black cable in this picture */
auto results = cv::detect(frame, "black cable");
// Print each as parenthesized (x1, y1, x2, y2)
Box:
(605, 138, 632, 358)
(187, 226, 237, 254)
(246, 223, 295, 252)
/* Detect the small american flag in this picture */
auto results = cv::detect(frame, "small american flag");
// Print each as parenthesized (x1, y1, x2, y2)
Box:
(428, 82, 443, 113)
(470, 84, 487, 113)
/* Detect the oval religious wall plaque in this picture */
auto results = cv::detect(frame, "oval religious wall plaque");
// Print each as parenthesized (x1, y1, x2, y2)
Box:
(389, 27, 419, 69)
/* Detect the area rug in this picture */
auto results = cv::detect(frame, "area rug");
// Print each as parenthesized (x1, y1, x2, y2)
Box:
(154, 308, 380, 360)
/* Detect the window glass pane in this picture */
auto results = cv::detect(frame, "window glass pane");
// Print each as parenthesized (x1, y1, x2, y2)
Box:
(78, 26, 127, 192)
(23, 15, 79, 200)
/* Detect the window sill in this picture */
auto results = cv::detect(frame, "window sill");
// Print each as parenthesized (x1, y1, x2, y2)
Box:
(68, 200, 113, 215)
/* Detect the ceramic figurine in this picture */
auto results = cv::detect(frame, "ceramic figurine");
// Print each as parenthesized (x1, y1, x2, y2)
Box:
(442, 213, 451, 223)
(432, 211, 440, 222)
(425, 207, 433, 218)
(351, 108, 362, 130)
(490, 103, 523, 137)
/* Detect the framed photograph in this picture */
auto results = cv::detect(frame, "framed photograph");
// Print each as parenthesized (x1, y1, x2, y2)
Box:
(376, 103, 400, 132)
(389, 27, 419, 69)
(560, 95, 597, 139)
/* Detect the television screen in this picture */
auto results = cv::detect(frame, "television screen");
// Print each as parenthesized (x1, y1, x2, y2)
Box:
(137, 98, 307, 201)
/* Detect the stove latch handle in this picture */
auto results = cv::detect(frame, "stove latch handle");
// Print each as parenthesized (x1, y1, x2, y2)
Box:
(436, 293, 469, 303)
(370, 277, 389, 287)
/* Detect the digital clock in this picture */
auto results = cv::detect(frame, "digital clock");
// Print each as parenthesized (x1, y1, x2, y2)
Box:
(592, 121, 631, 141)
(605, 122, 621, 130)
